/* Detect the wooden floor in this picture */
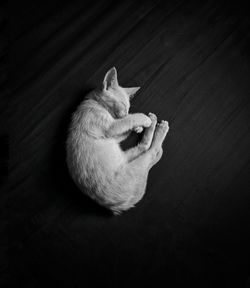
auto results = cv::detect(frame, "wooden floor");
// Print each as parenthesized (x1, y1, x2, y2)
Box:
(2, 0, 250, 287)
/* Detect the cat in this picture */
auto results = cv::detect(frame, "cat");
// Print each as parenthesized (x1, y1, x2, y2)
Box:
(66, 67, 169, 214)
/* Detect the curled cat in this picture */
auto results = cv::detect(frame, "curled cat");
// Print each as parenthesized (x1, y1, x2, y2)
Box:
(66, 67, 169, 214)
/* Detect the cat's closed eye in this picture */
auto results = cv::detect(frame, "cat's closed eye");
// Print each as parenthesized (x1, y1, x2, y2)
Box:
(104, 99, 128, 118)
(114, 102, 127, 118)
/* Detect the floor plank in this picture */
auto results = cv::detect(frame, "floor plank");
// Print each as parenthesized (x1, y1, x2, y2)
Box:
(2, 0, 250, 287)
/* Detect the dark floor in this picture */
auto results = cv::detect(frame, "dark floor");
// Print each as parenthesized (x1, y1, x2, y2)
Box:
(1, 0, 250, 287)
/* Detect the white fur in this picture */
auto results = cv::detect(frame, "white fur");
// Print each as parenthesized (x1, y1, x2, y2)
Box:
(66, 67, 169, 214)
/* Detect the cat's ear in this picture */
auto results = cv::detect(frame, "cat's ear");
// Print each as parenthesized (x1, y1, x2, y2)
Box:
(103, 67, 119, 90)
(124, 87, 140, 99)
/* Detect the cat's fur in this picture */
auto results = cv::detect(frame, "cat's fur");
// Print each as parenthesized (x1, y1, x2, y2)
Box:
(66, 67, 169, 214)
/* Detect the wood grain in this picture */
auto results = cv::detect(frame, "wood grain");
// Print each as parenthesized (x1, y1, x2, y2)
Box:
(2, 0, 250, 287)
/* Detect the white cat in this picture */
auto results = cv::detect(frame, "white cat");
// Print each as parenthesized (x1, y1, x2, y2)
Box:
(66, 67, 169, 214)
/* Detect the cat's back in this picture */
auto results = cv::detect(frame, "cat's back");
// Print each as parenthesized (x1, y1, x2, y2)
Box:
(69, 97, 110, 140)
(67, 97, 125, 174)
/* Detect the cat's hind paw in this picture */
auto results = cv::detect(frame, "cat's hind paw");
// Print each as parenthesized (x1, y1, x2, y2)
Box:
(148, 112, 157, 122)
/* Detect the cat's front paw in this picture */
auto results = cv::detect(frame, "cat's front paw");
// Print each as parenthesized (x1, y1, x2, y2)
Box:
(134, 126, 143, 133)
(139, 113, 152, 127)
(148, 112, 157, 122)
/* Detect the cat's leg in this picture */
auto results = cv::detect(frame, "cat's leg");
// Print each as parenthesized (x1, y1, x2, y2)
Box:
(112, 121, 169, 214)
(119, 112, 156, 144)
(139, 113, 158, 151)
(127, 121, 169, 206)
(150, 121, 169, 149)
(106, 113, 152, 138)
(150, 147, 163, 167)
(125, 113, 157, 162)
(148, 120, 169, 169)
(129, 120, 169, 170)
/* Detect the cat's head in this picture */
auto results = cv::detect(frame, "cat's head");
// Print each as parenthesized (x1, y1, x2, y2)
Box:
(98, 67, 140, 118)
